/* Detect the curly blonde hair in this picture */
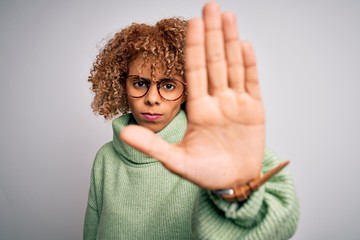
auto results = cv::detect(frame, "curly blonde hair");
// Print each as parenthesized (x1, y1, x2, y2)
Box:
(88, 17, 188, 120)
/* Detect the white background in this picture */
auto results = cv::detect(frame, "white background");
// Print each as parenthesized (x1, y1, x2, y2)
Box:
(1, 0, 359, 239)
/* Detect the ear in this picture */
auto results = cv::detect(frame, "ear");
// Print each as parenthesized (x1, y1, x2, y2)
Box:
(181, 85, 188, 104)
(181, 94, 187, 104)
(180, 99, 187, 111)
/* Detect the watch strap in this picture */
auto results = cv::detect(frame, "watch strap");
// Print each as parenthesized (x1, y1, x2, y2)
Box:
(213, 160, 290, 202)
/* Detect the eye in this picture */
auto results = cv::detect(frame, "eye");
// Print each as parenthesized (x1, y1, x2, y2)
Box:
(159, 79, 177, 91)
(133, 78, 150, 89)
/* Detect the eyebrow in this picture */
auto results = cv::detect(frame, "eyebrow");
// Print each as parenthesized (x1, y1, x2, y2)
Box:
(127, 75, 177, 81)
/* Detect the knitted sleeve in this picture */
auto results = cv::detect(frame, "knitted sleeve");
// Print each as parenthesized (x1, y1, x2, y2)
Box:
(83, 152, 102, 240)
(191, 148, 300, 240)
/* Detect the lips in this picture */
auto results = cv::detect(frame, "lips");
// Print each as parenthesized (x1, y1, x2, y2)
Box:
(141, 113, 163, 121)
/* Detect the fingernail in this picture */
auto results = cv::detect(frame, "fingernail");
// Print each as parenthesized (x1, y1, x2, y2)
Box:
(205, 1, 220, 14)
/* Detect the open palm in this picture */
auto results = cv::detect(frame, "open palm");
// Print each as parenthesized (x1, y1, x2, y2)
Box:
(121, 2, 265, 190)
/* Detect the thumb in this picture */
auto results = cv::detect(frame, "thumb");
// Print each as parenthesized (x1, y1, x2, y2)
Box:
(120, 125, 186, 175)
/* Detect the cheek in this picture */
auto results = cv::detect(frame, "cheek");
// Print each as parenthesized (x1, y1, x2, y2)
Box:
(126, 96, 137, 111)
(169, 100, 183, 114)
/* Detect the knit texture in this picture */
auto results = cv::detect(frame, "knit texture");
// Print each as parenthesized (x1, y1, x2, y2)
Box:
(83, 110, 299, 240)
(191, 148, 300, 240)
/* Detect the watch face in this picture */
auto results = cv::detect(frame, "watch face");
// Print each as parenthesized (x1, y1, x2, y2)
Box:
(213, 189, 234, 196)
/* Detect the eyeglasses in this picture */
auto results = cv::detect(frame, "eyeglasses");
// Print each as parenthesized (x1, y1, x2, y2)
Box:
(125, 75, 186, 101)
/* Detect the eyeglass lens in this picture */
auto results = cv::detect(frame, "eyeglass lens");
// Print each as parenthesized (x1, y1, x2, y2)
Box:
(126, 75, 185, 101)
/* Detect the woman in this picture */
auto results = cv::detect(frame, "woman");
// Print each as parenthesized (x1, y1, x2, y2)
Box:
(84, 2, 299, 239)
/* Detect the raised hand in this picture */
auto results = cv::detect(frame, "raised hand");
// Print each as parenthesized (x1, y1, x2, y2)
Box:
(121, 2, 265, 190)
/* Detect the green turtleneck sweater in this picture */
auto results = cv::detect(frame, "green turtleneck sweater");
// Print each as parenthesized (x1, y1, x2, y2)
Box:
(83, 110, 299, 240)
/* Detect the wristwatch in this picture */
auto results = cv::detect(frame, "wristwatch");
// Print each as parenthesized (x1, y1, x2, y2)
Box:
(213, 161, 290, 202)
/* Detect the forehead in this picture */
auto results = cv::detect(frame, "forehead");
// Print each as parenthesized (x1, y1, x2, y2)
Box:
(128, 55, 177, 78)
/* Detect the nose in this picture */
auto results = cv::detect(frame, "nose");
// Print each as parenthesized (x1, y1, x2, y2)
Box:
(144, 84, 161, 105)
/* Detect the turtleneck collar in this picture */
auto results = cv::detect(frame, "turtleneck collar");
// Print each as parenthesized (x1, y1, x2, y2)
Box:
(112, 110, 187, 166)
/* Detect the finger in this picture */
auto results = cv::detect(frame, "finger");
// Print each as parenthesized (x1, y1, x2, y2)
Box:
(203, 2, 228, 94)
(222, 12, 245, 93)
(120, 125, 186, 175)
(243, 41, 261, 100)
(185, 18, 208, 101)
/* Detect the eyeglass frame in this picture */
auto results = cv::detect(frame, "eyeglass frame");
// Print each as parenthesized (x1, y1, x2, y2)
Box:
(123, 74, 187, 101)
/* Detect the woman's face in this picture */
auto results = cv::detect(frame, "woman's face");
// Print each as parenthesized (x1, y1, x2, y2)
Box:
(126, 56, 185, 133)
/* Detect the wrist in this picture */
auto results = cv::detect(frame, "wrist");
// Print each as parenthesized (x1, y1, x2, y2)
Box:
(212, 161, 290, 202)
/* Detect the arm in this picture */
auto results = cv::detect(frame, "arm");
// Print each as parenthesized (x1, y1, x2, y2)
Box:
(120, 2, 299, 238)
(192, 148, 299, 240)
(83, 162, 100, 240)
